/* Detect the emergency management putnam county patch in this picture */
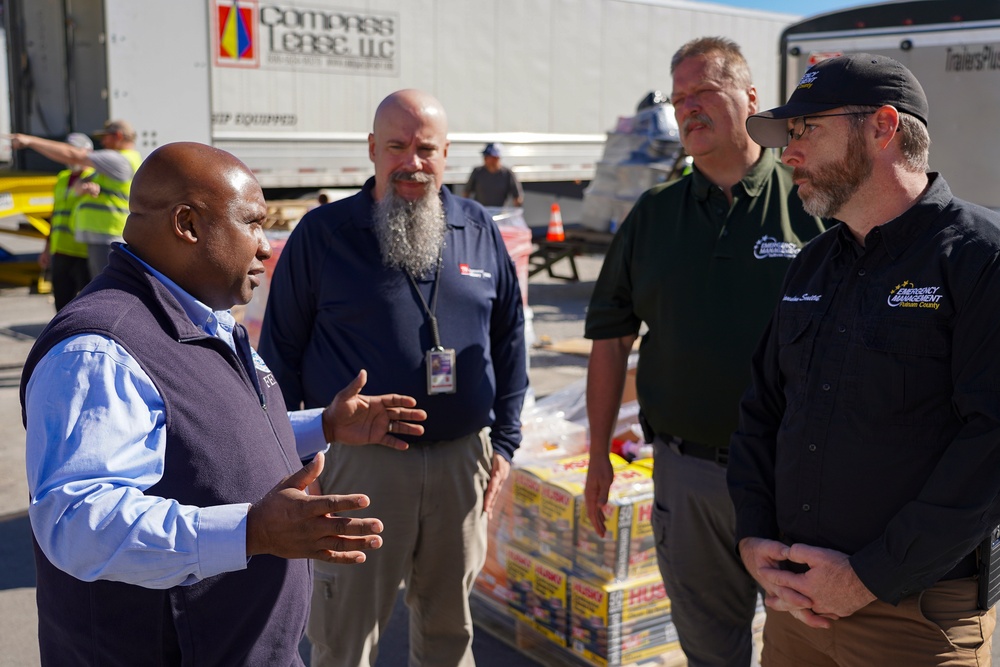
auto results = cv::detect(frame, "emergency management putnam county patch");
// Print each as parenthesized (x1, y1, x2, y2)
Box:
(753, 235, 801, 259)
(887, 280, 944, 310)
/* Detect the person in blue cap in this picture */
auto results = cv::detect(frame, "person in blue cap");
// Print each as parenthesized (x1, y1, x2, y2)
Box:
(463, 141, 524, 207)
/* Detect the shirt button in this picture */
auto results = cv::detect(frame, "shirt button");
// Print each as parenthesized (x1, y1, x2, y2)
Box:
(802, 504, 811, 512)
(822, 383, 831, 391)
(858, 269, 867, 276)
(837, 325, 847, 333)
(808, 444, 817, 452)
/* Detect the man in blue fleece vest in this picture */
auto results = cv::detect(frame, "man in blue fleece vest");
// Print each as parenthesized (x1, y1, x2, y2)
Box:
(20, 142, 426, 666)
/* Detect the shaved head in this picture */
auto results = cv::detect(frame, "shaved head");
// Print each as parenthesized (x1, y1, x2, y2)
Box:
(369, 89, 449, 203)
(123, 142, 271, 310)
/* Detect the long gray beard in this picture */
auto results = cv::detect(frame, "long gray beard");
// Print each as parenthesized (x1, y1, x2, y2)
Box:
(373, 186, 447, 278)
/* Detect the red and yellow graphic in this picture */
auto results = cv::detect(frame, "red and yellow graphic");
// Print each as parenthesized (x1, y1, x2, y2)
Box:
(215, 0, 258, 67)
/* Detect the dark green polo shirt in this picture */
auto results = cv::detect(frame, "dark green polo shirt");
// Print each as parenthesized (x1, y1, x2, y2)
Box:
(585, 149, 825, 447)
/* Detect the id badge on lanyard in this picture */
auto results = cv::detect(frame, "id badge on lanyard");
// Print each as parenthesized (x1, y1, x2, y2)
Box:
(407, 254, 456, 394)
(427, 347, 457, 394)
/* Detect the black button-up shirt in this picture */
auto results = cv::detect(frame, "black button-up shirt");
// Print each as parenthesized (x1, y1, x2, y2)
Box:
(729, 174, 1000, 603)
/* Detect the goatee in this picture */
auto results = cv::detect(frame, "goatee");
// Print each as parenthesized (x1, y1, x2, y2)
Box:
(373, 172, 447, 278)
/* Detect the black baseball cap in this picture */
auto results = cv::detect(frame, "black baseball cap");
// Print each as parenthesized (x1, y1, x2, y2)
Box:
(746, 53, 929, 148)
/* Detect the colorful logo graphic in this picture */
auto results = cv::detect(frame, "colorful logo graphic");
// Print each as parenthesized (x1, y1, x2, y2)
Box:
(215, 0, 258, 67)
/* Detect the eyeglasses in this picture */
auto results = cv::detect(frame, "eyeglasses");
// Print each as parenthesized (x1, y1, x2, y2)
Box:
(787, 111, 876, 143)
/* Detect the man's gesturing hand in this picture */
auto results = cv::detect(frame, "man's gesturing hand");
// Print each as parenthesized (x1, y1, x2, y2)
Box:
(322, 369, 426, 449)
(246, 451, 384, 563)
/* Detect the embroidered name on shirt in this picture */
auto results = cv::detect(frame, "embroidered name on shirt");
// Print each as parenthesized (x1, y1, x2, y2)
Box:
(887, 280, 943, 309)
(782, 293, 822, 302)
(754, 235, 800, 259)
(459, 263, 492, 279)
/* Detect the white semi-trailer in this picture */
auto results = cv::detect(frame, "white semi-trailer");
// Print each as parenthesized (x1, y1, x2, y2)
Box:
(4, 0, 797, 192)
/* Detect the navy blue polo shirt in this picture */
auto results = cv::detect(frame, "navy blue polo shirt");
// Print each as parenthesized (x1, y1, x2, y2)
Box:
(259, 178, 527, 459)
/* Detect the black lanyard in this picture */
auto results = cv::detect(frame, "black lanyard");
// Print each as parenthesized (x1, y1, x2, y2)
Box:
(405, 252, 444, 350)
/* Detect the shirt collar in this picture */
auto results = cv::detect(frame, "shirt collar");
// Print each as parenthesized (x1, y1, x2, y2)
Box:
(872, 173, 950, 259)
(830, 173, 951, 260)
(120, 245, 236, 342)
(690, 148, 777, 201)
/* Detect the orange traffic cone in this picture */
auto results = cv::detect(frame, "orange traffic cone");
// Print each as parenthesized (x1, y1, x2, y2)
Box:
(546, 202, 565, 242)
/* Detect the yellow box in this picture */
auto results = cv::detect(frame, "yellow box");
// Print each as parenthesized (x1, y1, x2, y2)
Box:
(535, 454, 631, 570)
(511, 453, 625, 554)
(529, 556, 571, 647)
(504, 544, 535, 624)
(569, 573, 678, 667)
(575, 464, 656, 581)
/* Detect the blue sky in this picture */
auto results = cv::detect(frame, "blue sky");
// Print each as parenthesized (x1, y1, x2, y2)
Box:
(710, 0, 867, 16)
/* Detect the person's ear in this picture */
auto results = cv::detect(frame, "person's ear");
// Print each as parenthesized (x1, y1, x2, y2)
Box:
(872, 105, 900, 150)
(172, 204, 199, 244)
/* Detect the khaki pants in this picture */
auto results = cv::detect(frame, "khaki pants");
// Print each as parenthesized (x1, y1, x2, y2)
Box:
(762, 578, 995, 666)
(308, 431, 492, 667)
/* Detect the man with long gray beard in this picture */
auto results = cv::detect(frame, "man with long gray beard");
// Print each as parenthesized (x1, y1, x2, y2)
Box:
(729, 53, 1000, 664)
(259, 89, 527, 667)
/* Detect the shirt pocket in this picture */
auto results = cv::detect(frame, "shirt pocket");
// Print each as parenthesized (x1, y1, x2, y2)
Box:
(860, 316, 952, 428)
(777, 312, 814, 379)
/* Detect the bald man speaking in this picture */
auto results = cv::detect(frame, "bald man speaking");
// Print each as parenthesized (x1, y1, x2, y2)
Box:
(19, 142, 426, 666)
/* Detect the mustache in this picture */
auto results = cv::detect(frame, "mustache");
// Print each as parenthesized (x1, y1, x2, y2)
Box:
(391, 170, 434, 183)
(792, 168, 811, 181)
(682, 113, 713, 135)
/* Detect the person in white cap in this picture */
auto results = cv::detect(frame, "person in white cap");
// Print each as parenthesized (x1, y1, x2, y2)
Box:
(11, 119, 142, 277)
(462, 141, 523, 207)
(729, 52, 1000, 665)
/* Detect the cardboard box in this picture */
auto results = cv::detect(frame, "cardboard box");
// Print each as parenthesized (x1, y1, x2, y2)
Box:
(569, 573, 677, 667)
(575, 464, 656, 581)
(505, 544, 536, 624)
(511, 453, 625, 554)
(534, 454, 630, 570)
(529, 556, 572, 647)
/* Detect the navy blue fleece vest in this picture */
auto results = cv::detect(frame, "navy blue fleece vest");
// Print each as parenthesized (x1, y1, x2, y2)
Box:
(20, 247, 309, 666)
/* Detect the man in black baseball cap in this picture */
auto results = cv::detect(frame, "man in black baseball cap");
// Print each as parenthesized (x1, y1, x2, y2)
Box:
(746, 52, 929, 148)
(728, 52, 1000, 666)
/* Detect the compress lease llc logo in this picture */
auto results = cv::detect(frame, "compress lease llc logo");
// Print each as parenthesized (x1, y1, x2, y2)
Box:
(214, 0, 260, 68)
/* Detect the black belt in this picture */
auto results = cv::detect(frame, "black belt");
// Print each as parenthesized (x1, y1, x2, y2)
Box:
(664, 435, 729, 467)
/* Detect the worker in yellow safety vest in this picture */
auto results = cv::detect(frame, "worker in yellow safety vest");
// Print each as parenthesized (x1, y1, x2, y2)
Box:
(40, 132, 96, 311)
(11, 119, 142, 278)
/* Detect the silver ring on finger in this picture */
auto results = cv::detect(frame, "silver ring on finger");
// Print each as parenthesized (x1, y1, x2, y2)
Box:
(388, 420, 396, 433)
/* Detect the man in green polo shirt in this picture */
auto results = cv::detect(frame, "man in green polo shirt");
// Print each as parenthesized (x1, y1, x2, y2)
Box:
(583, 37, 825, 667)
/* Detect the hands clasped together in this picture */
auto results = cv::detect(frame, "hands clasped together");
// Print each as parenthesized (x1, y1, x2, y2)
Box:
(739, 537, 877, 629)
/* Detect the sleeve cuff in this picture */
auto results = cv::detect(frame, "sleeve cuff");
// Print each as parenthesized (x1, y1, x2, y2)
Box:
(290, 408, 329, 460)
(196, 503, 252, 579)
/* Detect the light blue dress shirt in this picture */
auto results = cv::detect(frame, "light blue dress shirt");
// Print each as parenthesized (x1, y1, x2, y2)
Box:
(24, 247, 328, 589)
